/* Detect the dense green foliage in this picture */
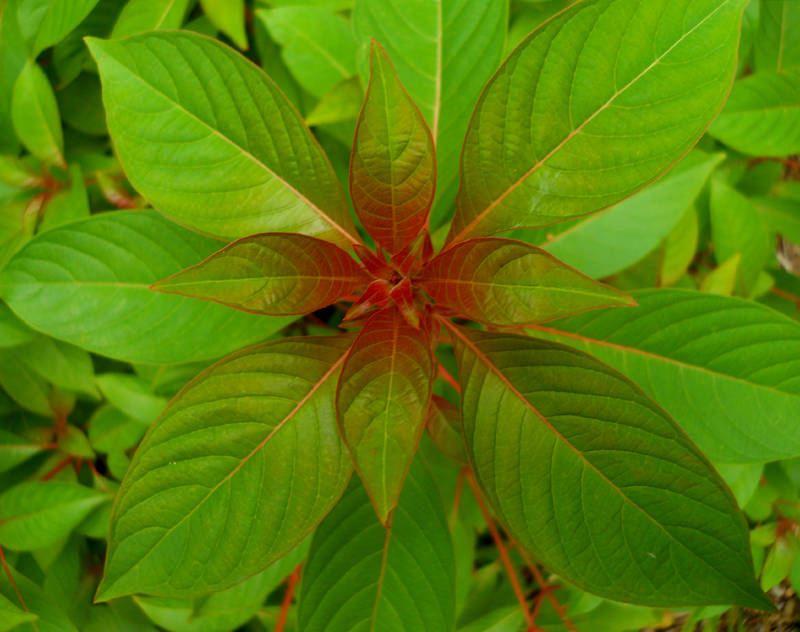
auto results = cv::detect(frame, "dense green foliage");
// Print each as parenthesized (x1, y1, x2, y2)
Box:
(1, 1, 800, 631)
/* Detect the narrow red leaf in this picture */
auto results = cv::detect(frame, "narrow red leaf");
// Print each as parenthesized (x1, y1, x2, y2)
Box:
(389, 277, 419, 329)
(349, 41, 436, 255)
(336, 306, 433, 523)
(343, 278, 392, 321)
(354, 243, 392, 279)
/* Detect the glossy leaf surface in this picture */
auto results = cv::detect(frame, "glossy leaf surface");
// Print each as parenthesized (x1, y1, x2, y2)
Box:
(350, 42, 435, 255)
(529, 289, 800, 464)
(337, 307, 433, 523)
(708, 69, 800, 157)
(446, 322, 771, 609)
(96, 336, 354, 601)
(154, 233, 369, 316)
(446, 0, 746, 245)
(299, 458, 456, 632)
(353, 0, 507, 229)
(0, 211, 293, 364)
(87, 32, 358, 247)
(420, 238, 634, 327)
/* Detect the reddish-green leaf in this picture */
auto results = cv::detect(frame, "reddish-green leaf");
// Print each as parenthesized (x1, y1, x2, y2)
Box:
(350, 41, 435, 255)
(419, 238, 634, 327)
(444, 321, 772, 610)
(336, 306, 433, 523)
(425, 395, 466, 464)
(153, 233, 370, 316)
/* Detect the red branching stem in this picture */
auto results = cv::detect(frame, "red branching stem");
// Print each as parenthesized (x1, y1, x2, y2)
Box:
(74, 458, 83, 475)
(41, 455, 74, 481)
(436, 363, 461, 394)
(87, 460, 110, 493)
(0, 545, 38, 631)
(466, 471, 542, 632)
(275, 564, 302, 632)
(517, 547, 579, 632)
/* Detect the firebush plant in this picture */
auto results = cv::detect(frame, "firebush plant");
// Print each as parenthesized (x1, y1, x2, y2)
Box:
(3, 0, 800, 631)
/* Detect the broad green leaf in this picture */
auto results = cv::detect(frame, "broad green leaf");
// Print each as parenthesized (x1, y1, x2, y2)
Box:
(11, 61, 65, 168)
(753, 195, 800, 244)
(660, 204, 699, 287)
(457, 606, 525, 632)
(528, 289, 800, 464)
(0, 0, 27, 153)
(94, 374, 167, 424)
(86, 32, 358, 247)
(523, 151, 723, 279)
(337, 307, 433, 523)
(446, 323, 771, 609)
(755, 0, 800, 71)
(0, 482, 108, 550)
(200, 0, 246, 50)
(306, 76, 363, 127)
(700, 253, 740, 296)
(88, 406, 148, 454)
(298, 458, 456, 632)
(18, 0, 100, 56)
(111, 0, 191, 38)
(0, 428, 45, 474)
(708, 69, 800, 157)
(0, 565, 77, 632)
(95, 336, 353, 601)
(0, 346, 52, 416)
(153, 233, 370, 316)
(0, 211, 294, 364)
(446, 0, 746, 245)
(351, 42, 435, 254)
(258, 6, 356, 99)
(710, 179, 770, 296)
(0, 300, 35, 347)
(761, 536, 797, 591)
(425, 394, 466, 464)
(419, 238, 634, 327)
(0, 591, 38, 632)
(39, 164, 90, 232)
(19, 336, 98, 398)
(353, 0, 507, 230)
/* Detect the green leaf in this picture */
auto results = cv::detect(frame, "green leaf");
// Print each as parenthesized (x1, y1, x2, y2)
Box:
(298, 458, 456, 632)
(353, 0, 507, 230)
(95, 336, 353, 601)
(753, 195, 800, 245)
(39, 164, 90, 233)
(0, 346, 52, 416)
(153, 233, 370, 316)
(0, 565, 77, 632)
(0, 428, 45, 474)
(755, 0, 800, 71)
(0, 211, 295, 364)
(456, 606, 525, 632)
(11, 61, 65, 168)
(88, 406, 148, 454)
(57, 424, 95, 459)
(419, 238, 634, 327)
(523, 151, 724, 279)
(305, 76, 363, 127)
(710, 179, 771, 296)
(86, 32, 358, 248)
(337, 307, 433, 523)
(19, 0, 100, 56)
(446, 0, 746, 245)
(708, 68, 800, 157)
(445, 322, 771, 609)
(0, 299, 35, 348)
(0, 482, 108, 551)
(95, 374, 168, 424)
(111, 0, 191, 38)
(660, 204, 699, 287)
(528, 289, 800, 464)
(351, 42, 435, 254)
(55, 72, 106, 136)
(761, 536, 797, 591)
(19, 336, 98, 398)
(700, 253, 740, 296)
(0, 0, 27, 154)
(258, 6, 356, 99)
(200, 0, 247, 50)
(83, 600, 158, 632)
(0, 591, 38, 632)
(0, 197, 38, 271)
(425, 395, 466, 464)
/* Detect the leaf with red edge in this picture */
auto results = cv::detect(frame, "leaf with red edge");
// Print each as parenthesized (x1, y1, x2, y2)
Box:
(350, 41, 435, 255)
(152, 233, 370, 316)
(389, 277, 420, 329)
(425, 395, 466, 464)
(343, 279, 392, 321)
(336, 306, 433, 523)
(419, 238, 634, 327)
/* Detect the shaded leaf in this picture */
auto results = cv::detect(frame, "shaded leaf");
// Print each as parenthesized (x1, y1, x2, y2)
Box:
(57, 425, 95, 459)
(446, 0, 746, 245)
(0, 428, 45, 474)
(350, 42, 435, 255)
(337, 306, 433, 522)
(419, 238, 634, 327)
(0, 211, 294, 364)
(755, 0, 800, 71)
(0, 197, 38, 271)
(153, 233, 370, 316)
(0, 564, 77, 632)
(88, 406, 148, 454)
(0, 0, 27, 153)
(708, 68, 800, 157)
(306, 76, 363, 127)
(0, 591, 38, 632)
(0, 346, 52, 416)
(11, 61, 65, 168)
(19, 336, 99, 398)
(446, 322, 771, 609)
(87, 32, 358, 247)
(94, 374, 167, 424)
(298, 458, 456, 632)
(753, 195, 800, 244)
(95, 336, 353, 601)
(425, 394, 466, 464)
(528, 289, 800, 464)
(39, 164, 90, 232)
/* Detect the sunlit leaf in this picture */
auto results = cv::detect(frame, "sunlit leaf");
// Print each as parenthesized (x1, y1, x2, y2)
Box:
(754, 0, 800, 71)
(95, 336, 353, 601)
(446, 0, 746, 245)
(337, 306, 433, 522)
(154, 233, 370, 316)
(199, 0, 246, 50)
(419, 238, 634, 327)
(11, 61, 65, 168)
(19, 0, 100, 57)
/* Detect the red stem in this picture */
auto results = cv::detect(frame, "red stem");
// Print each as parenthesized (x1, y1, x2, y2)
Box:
(436, 363, 461, 394)
(87, 460, 110, 493)
(517, 547, 579, 632)
(41, 455, 74, 481)
(275, 564, 302, 632)
(0, 546, 38, 631)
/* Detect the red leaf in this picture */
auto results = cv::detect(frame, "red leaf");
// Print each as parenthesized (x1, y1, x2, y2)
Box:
(389, 277, 420, 329)
(343, 278, 392, 321)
